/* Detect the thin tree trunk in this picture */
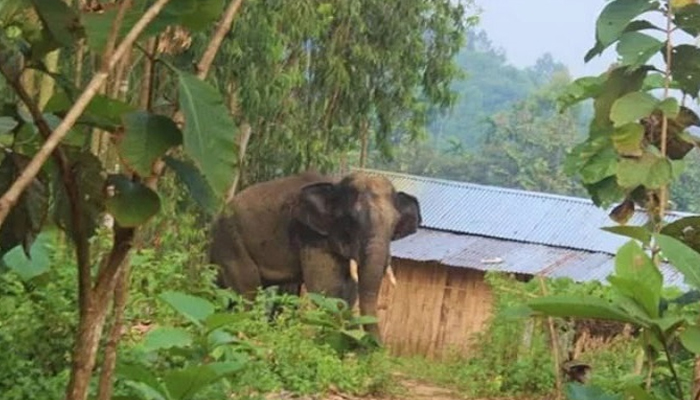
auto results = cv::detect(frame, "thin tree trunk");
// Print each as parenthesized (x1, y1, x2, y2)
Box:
(65, 227, 134, 400)
(226, 122, 251, 202)
(359, 118, 369, 168)
(539, 275, 562, 400)
(693, 355, 700, 400)
(96, 262, 131, 400)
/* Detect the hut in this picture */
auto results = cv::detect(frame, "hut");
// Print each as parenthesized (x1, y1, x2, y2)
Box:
(356, 169, 690, 359)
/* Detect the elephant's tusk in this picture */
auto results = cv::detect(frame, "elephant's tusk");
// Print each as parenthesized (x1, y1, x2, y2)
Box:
(386, 264, 397, 286)
(349, 258, 359, 283)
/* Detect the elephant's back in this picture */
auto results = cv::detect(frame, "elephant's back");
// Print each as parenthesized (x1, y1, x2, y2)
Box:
(232, 171, 329, 213)
(228, 171, 331, 281)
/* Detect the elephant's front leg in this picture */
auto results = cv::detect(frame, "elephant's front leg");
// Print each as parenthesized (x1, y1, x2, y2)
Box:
(299, 246, 357, 309)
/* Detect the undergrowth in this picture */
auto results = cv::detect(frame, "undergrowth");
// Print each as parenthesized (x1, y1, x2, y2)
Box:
(394, 272, 692, 399)
(0, 176, 395, 400)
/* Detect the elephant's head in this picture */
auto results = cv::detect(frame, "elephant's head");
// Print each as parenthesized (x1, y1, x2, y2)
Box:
(292, 172, 421, 338)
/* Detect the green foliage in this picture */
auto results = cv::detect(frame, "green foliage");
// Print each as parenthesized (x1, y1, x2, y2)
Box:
(0, 245, 79, 400)
(0, 186, 393, 400)
(395, 273, 647, 398)
(206, 0, 470, 184)
(561, 0, 700, 210)
(105, 174, 161, 228)
(375, 63, 588, 197)
(424, 30, 580, 149)
(2, 228, 55, 280)
(118, 111, 183, 177)
(302, 292, 381, 355)
(0, 0, 474, 399)
(175, 71, 237, 199)
(118, 288, 390, 399)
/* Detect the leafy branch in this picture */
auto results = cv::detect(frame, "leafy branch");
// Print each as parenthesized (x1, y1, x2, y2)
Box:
(0, 0, 172, 227)
(522, 1, 700, 399)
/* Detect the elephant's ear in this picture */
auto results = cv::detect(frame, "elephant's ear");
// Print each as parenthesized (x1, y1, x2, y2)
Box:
(296, 182, 337, 236)
(393, 192, 421, 240)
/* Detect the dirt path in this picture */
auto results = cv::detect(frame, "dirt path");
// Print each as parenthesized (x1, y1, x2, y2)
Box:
(382, 375, 466, 400)
(263, 374, 465, 400)
(265, 373, 543, 400)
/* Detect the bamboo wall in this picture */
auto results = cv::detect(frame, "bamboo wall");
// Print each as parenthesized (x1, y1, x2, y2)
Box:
(376, 259, 494, 359)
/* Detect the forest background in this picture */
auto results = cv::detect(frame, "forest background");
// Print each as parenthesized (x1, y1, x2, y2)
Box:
(371, 29, 700, 213)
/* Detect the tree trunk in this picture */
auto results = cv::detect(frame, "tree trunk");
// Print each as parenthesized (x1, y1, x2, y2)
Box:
(359, 118, 369, 168)
(226, 122, 252, 202)
(693, 355, 700, 400)
(65, 227, 134, 400)
(96, 262, 130, 400)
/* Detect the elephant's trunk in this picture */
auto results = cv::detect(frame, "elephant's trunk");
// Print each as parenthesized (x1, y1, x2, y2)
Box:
(357, 236, 390, 341)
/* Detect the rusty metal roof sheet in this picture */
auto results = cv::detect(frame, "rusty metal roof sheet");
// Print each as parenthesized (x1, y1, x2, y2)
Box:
(357, 168, 693, 254)
(391, 229, 688, 289)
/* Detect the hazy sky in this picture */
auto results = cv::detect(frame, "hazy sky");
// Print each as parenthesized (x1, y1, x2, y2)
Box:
(477, 0, 616, 78)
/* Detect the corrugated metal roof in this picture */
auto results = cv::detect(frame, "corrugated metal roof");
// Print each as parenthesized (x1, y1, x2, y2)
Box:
(356, 168, 693, 254)
(391, 229, 688, 289)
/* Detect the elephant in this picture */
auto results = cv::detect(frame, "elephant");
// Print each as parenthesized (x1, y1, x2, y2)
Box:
(208, 170, 422, 340)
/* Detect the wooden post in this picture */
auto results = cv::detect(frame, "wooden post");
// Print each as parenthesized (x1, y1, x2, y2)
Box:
(538, 275, 563, 400)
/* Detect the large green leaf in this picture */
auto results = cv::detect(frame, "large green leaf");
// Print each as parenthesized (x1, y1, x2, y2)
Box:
(592, 66, 649, 129)
(656, 97, 680, 119)
(655, 233, 700, 290)
(558, 75, 605, 111)
(612, 241, 662, 318)
(624, 384, 660, 400)
(668, 44, 700, 98)
(675, 3, 700, 36)
(585, 176, 626, 208)
(611, 123, 644, 157)
(156, 0, 224, 32)
(119, 111, 183, 177)
(142, 327, 193, 352)
(586, 19, 661, 62)
(596, 0, 658, 47)
(660, 216, 700, 252)
(163, 362, 244, 400)
(159, 291, 216, 327)
(680, 325, 700, 354)
(105, 174, 161, 228)
(564, 136, 611, 176)
(616, 31, 663, 68)
(81, 1, 152, 53)
(566, 382, 623, 400)
(29, 0, 83, 48)
(116, 363, 168, 400)
(610, 91, 658, 128)
(52, 148, 105, 241)
(2, 229, 55, 280)
(616, 152, 672, 189)
(527, 295, 643, 325)
(0, 151, 49, 257)
(82, 0, 223, 53)
(580, 147, 618, 184)
(163, 156, 218, 216)
(176, 71, 237, 199)
(0, 116, 18, 134)
(44, 89, 135, 132)
(204, 313, 246, 333)
(602, 225, 652, 245)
